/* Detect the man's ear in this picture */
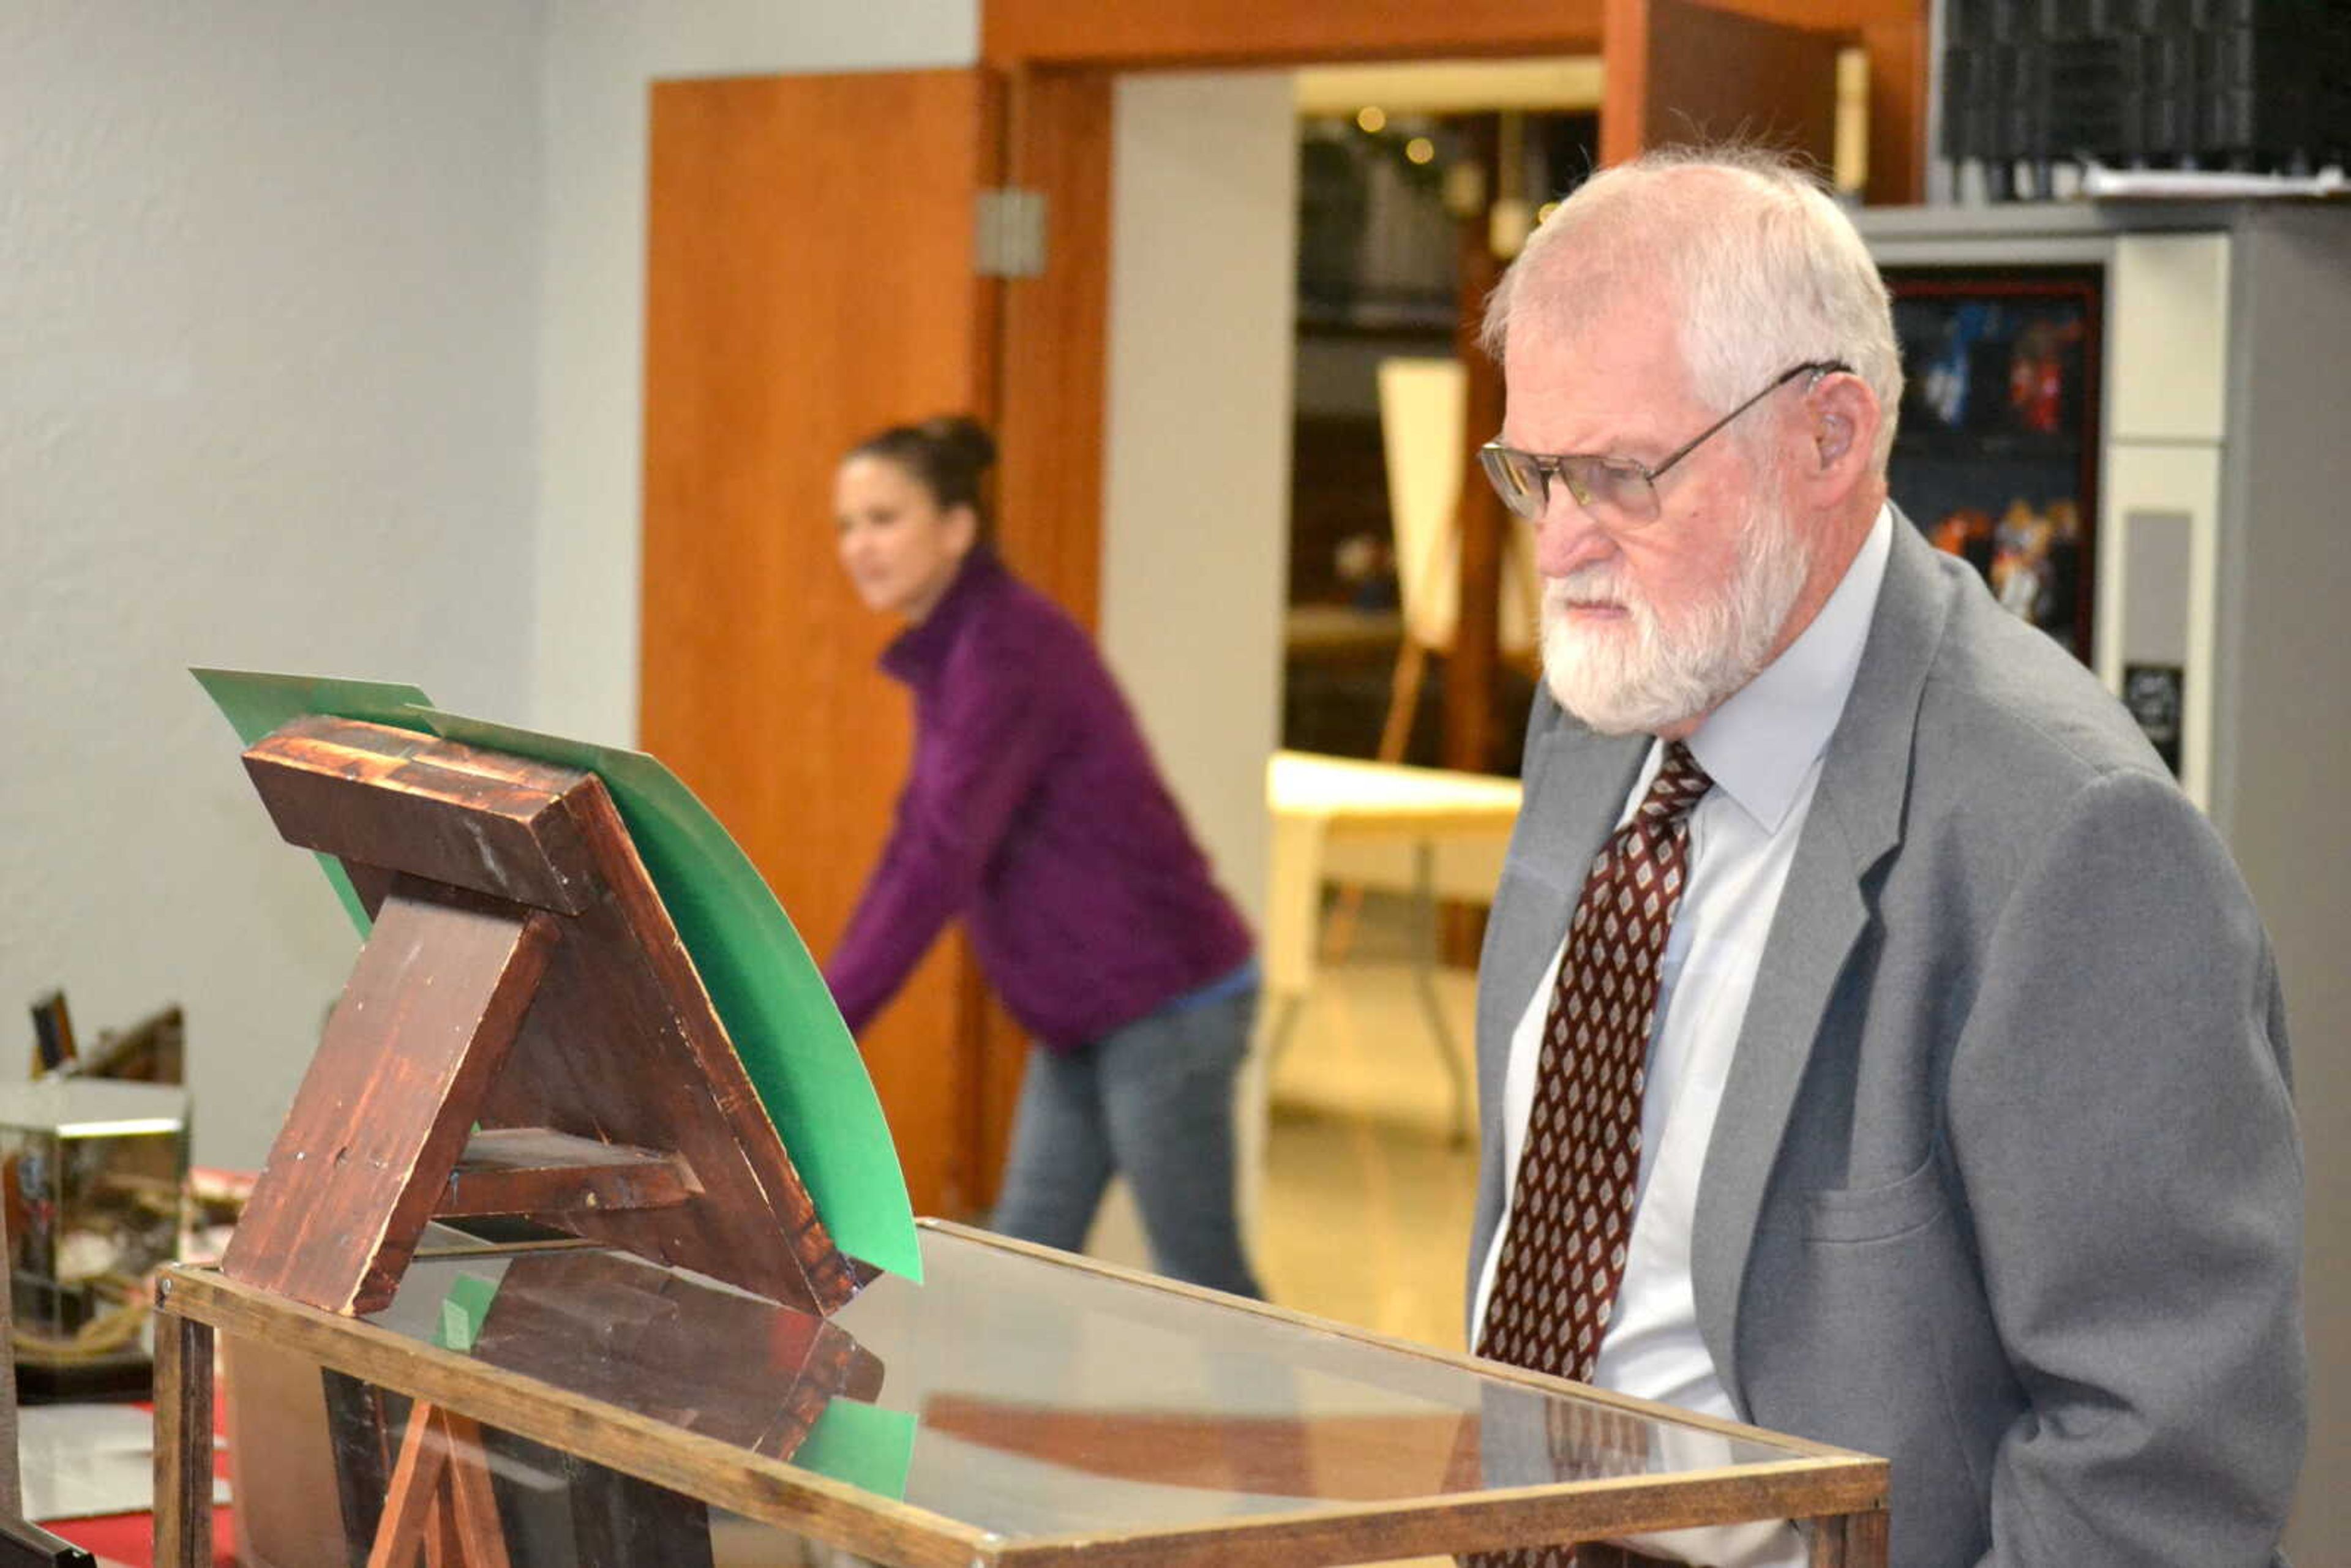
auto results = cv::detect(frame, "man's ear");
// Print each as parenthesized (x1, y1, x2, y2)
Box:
(1798, 371, 1881, 501)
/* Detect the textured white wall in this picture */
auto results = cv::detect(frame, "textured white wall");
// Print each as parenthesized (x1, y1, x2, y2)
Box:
(1090, 72, 1297, 1267)
(533, 1, 980, 746)
(1101, 72, 1297, 936)
(0, 2, 544, 1166)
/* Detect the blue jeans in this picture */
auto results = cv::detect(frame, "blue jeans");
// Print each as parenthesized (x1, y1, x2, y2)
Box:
(989, 986, 1264, 1299)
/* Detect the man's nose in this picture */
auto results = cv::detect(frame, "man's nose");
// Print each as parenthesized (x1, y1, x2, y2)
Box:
(1532, 492, 1610, 579)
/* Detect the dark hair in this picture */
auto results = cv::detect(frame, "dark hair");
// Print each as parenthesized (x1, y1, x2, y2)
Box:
(846, 415, 997, 536)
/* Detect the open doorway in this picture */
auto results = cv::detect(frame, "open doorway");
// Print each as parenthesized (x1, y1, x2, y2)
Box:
(1281, 64, 1605, 772)
(638, 9, 1890, 1340)
(1093, 51, 1867, 1346)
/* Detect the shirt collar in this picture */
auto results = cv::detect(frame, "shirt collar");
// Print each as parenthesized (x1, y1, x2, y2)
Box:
(879, 547, 1005, 685)
(1686, 503, 1894, 835)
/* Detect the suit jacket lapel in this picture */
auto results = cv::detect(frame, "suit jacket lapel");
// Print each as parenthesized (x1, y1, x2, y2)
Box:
(1690, 515, 1955, 1413)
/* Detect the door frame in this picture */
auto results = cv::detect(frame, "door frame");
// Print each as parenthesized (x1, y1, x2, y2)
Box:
(974, 0, 1925, 1215)
(984, 0, 1925, 741)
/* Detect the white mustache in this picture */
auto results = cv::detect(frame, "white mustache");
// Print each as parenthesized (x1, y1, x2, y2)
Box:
(1547, 568, 1640, 613)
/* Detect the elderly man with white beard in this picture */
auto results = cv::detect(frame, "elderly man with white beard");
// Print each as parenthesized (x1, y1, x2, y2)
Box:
(1462, 146, 2303, 1568)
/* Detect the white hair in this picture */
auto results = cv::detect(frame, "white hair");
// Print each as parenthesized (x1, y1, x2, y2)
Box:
(1483, 144, 1903, 472)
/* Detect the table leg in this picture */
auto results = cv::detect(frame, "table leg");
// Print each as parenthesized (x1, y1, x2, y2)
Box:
(1261, 994, 1307, 1069)
(1807, 1508, 1889, 1567)
(153, 1277, 216, 1568)
(1409, 841, 1474, 1147)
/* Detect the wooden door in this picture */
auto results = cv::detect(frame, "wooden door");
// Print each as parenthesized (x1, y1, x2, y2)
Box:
(642, 70, 1006, 1223)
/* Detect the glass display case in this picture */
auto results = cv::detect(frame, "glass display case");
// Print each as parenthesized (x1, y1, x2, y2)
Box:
(156, 1221, 1888, 1567)
(0, 1076, 190, 1399)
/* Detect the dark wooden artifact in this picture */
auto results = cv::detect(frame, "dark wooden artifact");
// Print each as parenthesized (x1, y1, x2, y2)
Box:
(219, 715, 860, 1318)
(468, 1249, 885, 1456)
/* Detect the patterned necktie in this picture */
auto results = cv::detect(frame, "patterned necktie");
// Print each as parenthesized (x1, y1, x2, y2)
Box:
(1479, 741, 1713, 1386)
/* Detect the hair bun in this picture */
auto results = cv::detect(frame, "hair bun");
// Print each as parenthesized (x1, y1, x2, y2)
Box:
(919, 415, 997, 475)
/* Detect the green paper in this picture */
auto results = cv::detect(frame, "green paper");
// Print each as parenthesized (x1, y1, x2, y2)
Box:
(192, 669, 920, 1285)
(790, 1400, 915, 1499)
(429, 1272, 500, 1354)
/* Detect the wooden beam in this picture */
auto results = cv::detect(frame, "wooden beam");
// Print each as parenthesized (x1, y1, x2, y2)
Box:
(986, 0, 1928, 206)
(986, 0, 1606, 67)
(222, 883, 560, 1316)
(439, 1129, 699, 1218)
(1444, 116, 1507, 779)
(151, 1294, 215, 1568)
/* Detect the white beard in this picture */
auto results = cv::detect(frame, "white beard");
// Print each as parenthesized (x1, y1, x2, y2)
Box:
(1540, 492, 1813, 735)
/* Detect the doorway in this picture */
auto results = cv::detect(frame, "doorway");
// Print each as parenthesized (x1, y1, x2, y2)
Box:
(637, 1, 1911, 1307)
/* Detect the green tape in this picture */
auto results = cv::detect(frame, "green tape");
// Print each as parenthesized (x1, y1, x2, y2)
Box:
(430, 1272, 500, 1353)
(790, 1400, 915, 1499)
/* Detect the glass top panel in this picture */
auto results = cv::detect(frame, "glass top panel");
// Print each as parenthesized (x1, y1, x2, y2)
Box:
(0, 1077, 189, 1137)
(367, 1226, 1805, 1540)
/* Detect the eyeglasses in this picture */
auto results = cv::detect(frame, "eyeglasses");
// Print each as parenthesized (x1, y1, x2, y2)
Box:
(1478, 359, 1851, 528)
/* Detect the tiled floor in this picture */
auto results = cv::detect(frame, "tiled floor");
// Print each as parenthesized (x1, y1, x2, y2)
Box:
(1254, 902, 1482, 1355)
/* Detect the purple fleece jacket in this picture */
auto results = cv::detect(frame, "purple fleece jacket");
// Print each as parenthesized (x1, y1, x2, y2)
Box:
(823, 550, 1253, 1051)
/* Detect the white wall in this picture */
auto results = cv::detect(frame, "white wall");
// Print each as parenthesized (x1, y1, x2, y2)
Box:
(0, 1, 1284, 1183)
(1100, 72, 1298, 934)
(1088, 70, 1297, 1266)
(0, 1, 544, 1166)
(533, 1, 979, 746)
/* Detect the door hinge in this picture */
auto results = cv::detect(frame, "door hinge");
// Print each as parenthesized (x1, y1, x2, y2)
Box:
(975, 187, 1048, 279)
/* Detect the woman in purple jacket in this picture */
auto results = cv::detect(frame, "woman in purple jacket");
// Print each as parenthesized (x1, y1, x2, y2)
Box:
(824, 415, 1263, 1299)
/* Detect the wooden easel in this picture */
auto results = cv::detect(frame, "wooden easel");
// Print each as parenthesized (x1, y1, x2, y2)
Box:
(220, 713, 863, 1319)
(364, 1400, 510, 1568)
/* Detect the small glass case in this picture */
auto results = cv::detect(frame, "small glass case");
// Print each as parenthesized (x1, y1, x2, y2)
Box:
(0, 1077, 190, 1388)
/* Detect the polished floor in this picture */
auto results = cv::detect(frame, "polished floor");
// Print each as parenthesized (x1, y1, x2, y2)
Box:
(1254, 893, 1481, 1356)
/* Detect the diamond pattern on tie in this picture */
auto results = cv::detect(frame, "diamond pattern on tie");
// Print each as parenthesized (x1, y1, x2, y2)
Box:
(1478, 743, 1711, 1389)
(1466, 743, 1708, 1568)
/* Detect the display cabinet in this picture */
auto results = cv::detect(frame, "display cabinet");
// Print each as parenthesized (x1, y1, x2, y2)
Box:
(155, 1222, 1888, 1568)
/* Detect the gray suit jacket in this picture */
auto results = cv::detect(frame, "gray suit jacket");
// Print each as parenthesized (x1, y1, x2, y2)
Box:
(1468, 518, 2304, 1567)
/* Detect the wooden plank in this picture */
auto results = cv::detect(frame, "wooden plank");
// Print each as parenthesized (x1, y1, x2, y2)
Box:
(984, 0, 1926, 66)
(468, 1250, 884, 1458)
(987, 0, 1607, 65)
(1859, 14, 1927, 205)
(1809, 1505, 1890, 1567)
(998, 67, 1111, 635)
(163, 1267, 995, 1568)
(441, 1129, 698, 1218)
(440, 1411, 515, 1568)
(996, 1463, 1883, 1566)
(1443, 117, 1509, 779)
(247, 716, 598, 917)
(151, 1292, 214, 1568)
(367, 1400, 453, 1568)
(223, 882, 557, 1314)
(1642, 0, 1842, 163)
(1605, 0, 1841, 178)
(476, 770, 856, 1313)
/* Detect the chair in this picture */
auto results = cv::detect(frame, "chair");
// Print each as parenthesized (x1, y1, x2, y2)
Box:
(1373, 356, 1542, 763)
(1314, 359, 1541, 963)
